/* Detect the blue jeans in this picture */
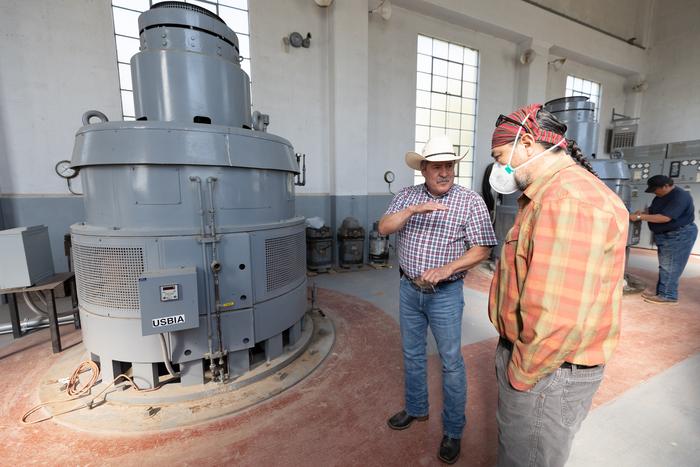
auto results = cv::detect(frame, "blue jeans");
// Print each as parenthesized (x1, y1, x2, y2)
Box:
(399, 276, 466, 439)
(655, 223, 698, 300)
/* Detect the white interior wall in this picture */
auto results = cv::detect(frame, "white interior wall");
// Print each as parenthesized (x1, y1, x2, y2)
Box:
(393, 0, 646, 76)
(3, 0, 686, 203)
(636, 0, 700, 145)
(527, 0, 654, 47)
(546, 58, 628, 157)
(367, 6, 518, 194)
(248, 0, 330, 195)
(0, 0, 121, 195)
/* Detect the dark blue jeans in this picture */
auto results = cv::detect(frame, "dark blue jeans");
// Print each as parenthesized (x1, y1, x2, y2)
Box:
(655, 223, 698, 300)
(399, 277, 466, 439)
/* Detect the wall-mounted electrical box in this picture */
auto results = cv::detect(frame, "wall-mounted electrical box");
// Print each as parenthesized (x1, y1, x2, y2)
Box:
(0, 225, 55, 289)
(138, 267, 199, 336)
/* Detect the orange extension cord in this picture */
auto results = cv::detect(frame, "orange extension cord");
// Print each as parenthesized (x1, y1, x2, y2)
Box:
(21, 360, 160, 425)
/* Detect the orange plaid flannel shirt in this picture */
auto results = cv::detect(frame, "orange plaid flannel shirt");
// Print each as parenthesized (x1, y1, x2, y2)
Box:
(489, 156, 629, 391)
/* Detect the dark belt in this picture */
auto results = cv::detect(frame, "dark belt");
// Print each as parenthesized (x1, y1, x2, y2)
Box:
(499, 337, 600, 370)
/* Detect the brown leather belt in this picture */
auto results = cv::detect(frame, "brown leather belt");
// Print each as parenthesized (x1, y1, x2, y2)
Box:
(404, 275, 459, 294)
(400, 267, 460, 294)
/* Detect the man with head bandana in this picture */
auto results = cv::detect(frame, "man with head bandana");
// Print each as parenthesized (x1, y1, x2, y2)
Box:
(487, 104, 629, 467)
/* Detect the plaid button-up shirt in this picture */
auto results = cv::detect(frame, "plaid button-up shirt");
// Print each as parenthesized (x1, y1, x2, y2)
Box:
(489, 156, 629, 391)
(386, 184, 497, 281)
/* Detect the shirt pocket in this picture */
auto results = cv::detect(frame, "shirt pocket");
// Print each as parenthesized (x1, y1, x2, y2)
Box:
(500, 229, 519, 271)
(444, 215, 463, 238)
(504, 225, 519, 243)
(502, 221, 533, 272)
(503, 223, 521, 250)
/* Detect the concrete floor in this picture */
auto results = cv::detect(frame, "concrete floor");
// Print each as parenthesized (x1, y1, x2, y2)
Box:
(0, 247, 698, 466)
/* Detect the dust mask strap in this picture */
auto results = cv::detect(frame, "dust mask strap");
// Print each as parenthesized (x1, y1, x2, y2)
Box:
(512, 138, 566, 172)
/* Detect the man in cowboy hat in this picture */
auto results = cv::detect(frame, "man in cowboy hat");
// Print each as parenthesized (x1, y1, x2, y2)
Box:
(379, 134, 497, 464)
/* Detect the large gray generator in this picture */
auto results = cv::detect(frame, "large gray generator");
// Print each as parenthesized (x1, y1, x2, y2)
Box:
(70, 2, 306, 388)
(543, 96, 599, 157)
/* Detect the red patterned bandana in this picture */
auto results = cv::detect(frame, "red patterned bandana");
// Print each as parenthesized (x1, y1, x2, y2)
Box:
(491, 103, 568, 150)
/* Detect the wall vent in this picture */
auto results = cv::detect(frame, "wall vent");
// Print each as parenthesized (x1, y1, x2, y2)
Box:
(609, 124, 638, 151)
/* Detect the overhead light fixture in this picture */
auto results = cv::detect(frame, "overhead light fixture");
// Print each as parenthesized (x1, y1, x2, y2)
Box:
(314, 0, 334, 6)
(547, 57, 567, 70)
(519, 48, 535, 65)
(369, 0, 392, 20)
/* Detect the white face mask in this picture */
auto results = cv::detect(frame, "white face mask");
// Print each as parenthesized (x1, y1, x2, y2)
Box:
(489, 116, 565, 195)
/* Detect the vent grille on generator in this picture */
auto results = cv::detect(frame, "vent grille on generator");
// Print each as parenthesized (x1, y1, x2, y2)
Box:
(265, 232, 305, 292)
(73, 244, 145, 310)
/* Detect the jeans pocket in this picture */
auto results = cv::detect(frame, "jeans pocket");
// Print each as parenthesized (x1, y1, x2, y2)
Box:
(495, 344, 512, 389)
(496, 344, 559, 394)
(663, 231, 680, 241)
(527, 368, 559, 394)
(561, 368, 604, 427)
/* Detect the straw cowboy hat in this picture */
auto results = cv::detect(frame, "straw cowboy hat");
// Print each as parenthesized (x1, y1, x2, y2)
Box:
(405, 134, 467, 171)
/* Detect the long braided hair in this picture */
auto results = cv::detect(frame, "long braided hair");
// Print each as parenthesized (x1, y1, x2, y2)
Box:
(535, 108, 598, 176)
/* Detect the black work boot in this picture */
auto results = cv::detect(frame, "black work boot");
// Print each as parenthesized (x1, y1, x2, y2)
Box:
(437, 435, 461, 464)
(387, 410, 429, 430)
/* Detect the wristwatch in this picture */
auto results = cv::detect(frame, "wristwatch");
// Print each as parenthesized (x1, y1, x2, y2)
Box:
(636, 214, 642, 221)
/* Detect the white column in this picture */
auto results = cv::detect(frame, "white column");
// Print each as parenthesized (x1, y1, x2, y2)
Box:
(514, 38, 551, 107)
(328, 0, 369, 196)
(624, 73, 646, 120)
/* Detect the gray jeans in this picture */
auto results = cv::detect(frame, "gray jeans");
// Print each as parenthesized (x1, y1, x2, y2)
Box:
(495, 339, 604, 467)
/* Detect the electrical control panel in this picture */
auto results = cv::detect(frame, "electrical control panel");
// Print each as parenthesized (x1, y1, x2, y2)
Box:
(622, 144, 668, 250)
(665, 140, 700, 255)
(138, 267, 199, 336)
(620, 144, 667, 183)
(665, 159, 700, 182)
(665, 140, 700, 183)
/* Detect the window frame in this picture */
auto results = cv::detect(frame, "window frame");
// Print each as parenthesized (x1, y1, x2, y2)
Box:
(414, 34, 479, 188)
(565, 74, 602, 121)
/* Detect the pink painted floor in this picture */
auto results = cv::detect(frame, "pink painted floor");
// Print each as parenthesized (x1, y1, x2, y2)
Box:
(1, 252, 698, 466)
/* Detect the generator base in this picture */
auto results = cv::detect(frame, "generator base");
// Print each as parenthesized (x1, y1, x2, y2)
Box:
(33, 311, 333, 433)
